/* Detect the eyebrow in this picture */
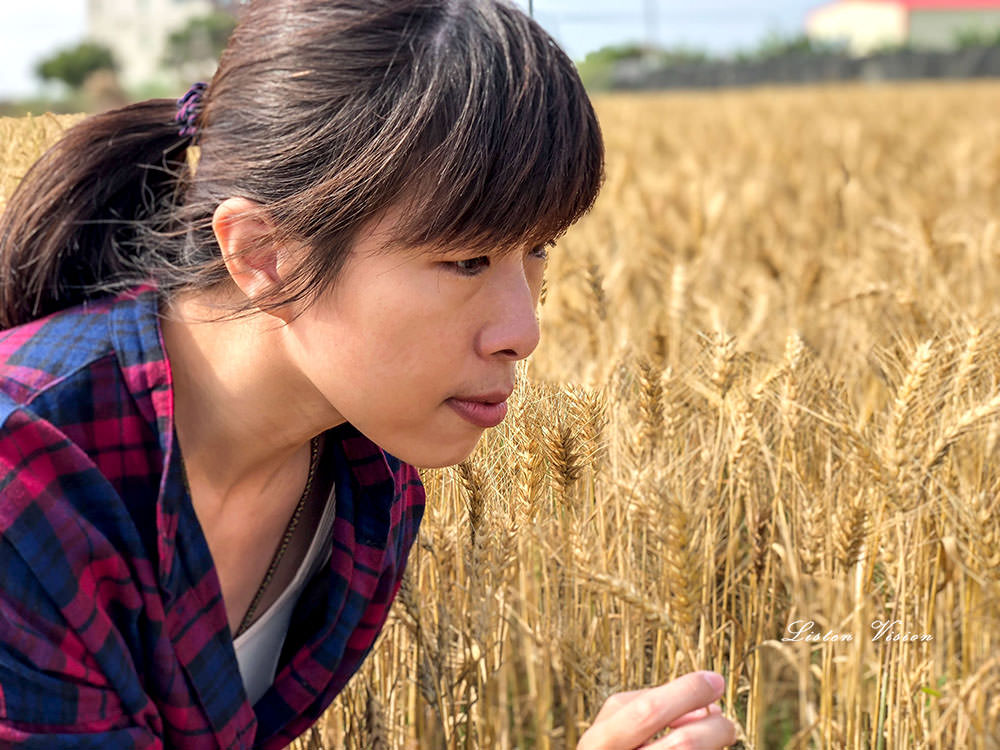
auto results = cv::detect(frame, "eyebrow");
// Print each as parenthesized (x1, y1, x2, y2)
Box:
(391, 233, 547, 260)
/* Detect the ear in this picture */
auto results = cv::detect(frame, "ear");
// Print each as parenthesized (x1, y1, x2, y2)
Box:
(212, 197, 295, 320)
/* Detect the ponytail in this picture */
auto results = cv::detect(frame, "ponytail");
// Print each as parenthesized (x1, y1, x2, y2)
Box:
(0, 100, 190, 328)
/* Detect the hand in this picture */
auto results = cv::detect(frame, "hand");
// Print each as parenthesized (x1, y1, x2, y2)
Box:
(577, 671, 737, 749)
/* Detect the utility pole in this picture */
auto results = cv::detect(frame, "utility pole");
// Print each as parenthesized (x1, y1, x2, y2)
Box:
(528, 0, 534, 17)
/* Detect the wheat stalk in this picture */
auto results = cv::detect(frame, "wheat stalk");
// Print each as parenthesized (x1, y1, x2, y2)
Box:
(709, 327, 737, 400)
(539, 403, 588, 502)
(884, 339, 935, 480)
(923, 391, 1000, 478)
(456, 458, 487, 547)
(834, 487, 869, 571)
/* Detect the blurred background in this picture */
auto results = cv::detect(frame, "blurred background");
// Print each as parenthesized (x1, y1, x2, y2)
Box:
(4, 0, 1000, 116)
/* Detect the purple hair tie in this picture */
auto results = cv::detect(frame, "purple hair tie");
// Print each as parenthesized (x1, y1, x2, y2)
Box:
(175, 82, 208, 138)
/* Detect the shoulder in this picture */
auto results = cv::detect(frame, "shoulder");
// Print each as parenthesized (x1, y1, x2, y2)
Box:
(0, 285, 166, 493)
(0, 404, 139, 552)
(0, 388, 161, 606)
(0, 403, 97, 505)
(0, 293, 120, 407)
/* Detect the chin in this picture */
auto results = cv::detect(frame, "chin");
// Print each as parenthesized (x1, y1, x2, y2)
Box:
(399, 438, 482, 470)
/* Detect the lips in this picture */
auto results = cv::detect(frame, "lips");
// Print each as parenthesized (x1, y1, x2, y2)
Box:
(446, 397, 509, 428)
(451, 387, 513, 404)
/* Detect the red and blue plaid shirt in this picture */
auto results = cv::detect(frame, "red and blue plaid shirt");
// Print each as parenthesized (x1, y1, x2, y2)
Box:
(0, 283, 426, 749)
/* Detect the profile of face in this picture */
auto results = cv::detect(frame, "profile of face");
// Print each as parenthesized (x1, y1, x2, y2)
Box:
(282, 203, 546, 469)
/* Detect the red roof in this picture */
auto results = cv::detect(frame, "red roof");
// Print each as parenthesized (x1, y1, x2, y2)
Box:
(871, 0, 1000, 6)
(807, 0, 1000, 25)
(894, 0, 1000, 7)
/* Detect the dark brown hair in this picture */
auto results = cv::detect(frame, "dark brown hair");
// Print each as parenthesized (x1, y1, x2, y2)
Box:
(0, 0, 604, 328)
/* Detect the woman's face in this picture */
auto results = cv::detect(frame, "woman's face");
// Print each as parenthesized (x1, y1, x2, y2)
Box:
(285, 205, 546, 469)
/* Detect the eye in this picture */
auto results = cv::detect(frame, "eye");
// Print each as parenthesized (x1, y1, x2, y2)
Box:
(530, 243, 551, 262)
(442, 242, 553, 278)
(445, 255, 491, 277)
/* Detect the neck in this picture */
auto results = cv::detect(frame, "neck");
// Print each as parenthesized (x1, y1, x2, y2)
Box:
(159, 288, 345, 509)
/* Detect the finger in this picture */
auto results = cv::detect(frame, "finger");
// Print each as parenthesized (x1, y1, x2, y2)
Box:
(635, 705, 723, 747)
(578, 672, 725, 750)
(591, 689, 648, 725)
(643, 713, 737, 749)
(669, 702, 721, 729)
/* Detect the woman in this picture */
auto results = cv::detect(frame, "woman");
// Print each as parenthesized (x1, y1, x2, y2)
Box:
(0, 1, 736, 748)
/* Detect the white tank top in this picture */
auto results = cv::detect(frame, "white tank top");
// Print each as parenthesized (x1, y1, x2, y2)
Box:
(233, 480, 337, 705)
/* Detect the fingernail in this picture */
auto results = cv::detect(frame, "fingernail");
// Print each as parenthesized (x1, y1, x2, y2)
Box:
(701, 671, 724, 693)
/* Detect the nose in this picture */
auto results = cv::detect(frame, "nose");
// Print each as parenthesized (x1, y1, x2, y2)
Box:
(479, 255, 542, 361)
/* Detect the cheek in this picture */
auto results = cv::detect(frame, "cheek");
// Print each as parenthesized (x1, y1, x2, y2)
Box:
(300, 268, 465, 396)
(306, 303, 442, 395)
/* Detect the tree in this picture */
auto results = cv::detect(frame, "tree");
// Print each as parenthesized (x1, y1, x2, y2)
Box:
(35, 42, 117, 90)
(731, 31, 845, 63)
(163, 11, 237, 69)
(576, 43, 708, 91)
(953, 26, 1000, 49)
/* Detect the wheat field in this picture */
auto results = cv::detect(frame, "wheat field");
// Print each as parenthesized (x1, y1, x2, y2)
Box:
(3, 81, 1000, 749)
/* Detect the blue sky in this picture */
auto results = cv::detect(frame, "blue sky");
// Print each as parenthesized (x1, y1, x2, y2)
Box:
(0, 0, 821, 98)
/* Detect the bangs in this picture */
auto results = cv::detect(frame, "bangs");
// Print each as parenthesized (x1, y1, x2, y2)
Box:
(252, 0, 606, 313)
(376, 1, 605, 257)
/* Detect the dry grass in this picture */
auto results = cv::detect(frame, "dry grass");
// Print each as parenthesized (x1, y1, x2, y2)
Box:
(0, 113, 86, 213)
(4, 81, 1000, 749)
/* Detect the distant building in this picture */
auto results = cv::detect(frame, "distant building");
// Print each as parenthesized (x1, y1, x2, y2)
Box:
(806, 0, 1000, 55)
(87, 0, 239, 92)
